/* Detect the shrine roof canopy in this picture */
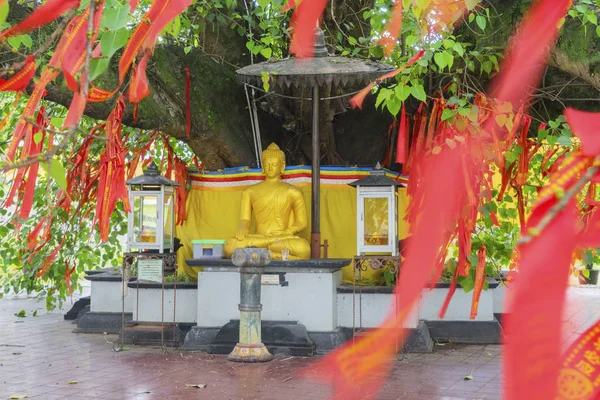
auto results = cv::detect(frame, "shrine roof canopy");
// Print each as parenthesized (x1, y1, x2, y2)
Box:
(236, 56, 395, 89)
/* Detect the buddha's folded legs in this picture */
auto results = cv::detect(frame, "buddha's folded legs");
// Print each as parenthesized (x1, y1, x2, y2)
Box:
(224, 236, 310, 259)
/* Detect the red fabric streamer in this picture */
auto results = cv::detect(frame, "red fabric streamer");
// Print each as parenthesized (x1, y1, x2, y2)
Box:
(288, 0, 328, 58)
(438, 264, 459, 319)
(565, 108, 600, 157)
(36, 238, 66, 277)
(470, 245, 487, 319)
(305, 146, 466, 400)
(0, 55, 36, 92)
(129, 50, 152, 103)
(0, 0, 79, 40)
(488, 0, 572, 109)
(515, 115, 532, 185)
(4, 69, 58, 162)
(93, 97, 131, 241)
(350, 51, 425, 109)
(395, 106, 408, 164)
(504, 201, 578, 400)
(184, 67, 191, 137)
(379, 1, 403, 56)
(62, 4, 105, 92)
(129, 0, 140, 12)
(556, 319, 600, 400)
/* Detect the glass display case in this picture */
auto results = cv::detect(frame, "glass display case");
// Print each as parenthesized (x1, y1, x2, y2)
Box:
(349, 163, 402, 255)
(126, 162, 181, 253)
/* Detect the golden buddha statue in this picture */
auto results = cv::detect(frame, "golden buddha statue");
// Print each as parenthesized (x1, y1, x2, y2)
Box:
(223, 143, 311, 260)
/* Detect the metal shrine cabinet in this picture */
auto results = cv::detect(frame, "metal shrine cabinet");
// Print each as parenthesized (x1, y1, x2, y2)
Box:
(349, 163, 402, 256)
(126, 162, 181, 254)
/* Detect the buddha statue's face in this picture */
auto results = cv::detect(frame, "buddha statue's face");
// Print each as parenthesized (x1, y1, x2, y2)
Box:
(263, 157, 284, 179)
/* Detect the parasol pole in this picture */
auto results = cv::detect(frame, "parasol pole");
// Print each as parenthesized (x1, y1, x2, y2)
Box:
(311, 83, 321, 258)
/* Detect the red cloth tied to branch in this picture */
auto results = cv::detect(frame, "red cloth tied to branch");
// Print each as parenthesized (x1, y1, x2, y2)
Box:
(470, 245, 487, 319)
(0, 0, 79, 40)
(349, 51, 425, 109)
(4, 69, 58, 163)
(0, 55, 36, 92)
(395, 106, 409, 165)
(5, 107, 47, 220)
(305, 146, 467, 400)
(93, 97, 131, 242)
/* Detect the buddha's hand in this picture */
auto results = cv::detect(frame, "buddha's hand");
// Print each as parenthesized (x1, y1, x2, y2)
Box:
(236, 227, 249, 241)
(271, 228, 295, 236)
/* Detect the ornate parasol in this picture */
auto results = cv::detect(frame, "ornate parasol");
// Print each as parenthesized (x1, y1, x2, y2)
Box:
(236, 28, 395, 258)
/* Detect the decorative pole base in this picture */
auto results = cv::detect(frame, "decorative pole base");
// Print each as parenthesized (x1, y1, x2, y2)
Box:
(228, 343, 273, 363)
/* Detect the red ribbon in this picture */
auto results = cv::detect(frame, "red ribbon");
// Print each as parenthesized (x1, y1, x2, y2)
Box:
(0, 55, 36, 92)
(0, 0, 79, 40)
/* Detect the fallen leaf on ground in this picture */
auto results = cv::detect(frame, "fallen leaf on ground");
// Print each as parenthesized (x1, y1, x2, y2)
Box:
(10, 395, 28, 399)
(68, 381, 77, 384)
(463, 375, 474, 381)
(185, 384, 207, 388)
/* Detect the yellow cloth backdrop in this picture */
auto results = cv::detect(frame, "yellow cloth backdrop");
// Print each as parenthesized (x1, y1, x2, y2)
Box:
(176, 166, 409, 284)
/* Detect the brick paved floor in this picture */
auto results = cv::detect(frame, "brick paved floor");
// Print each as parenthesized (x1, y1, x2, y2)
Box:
(0, 287, 598, 400)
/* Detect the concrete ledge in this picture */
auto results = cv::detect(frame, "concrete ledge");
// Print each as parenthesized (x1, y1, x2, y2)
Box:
(64, 296, 90, 320)
(186, 258, 351, 274)
(424, 319, 503, 344)
(74, 312, 132, 334)
(405, 321, 434, 353)
(127, 281, 198, 290)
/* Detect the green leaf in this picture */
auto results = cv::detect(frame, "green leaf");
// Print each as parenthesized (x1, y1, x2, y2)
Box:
(376, 88, 392, 109)
(100, 28, 129, 59)
(102, 4, 130, 31)
(260, 47, 272, 59)
(557, 136, 572, 146)
(89, 58, 110, 81)
(582, 269, 591, 279)
(15, 310, 26, 317)
(405, 35, 418, 46)
(20, 34, 32, 49)
(458, 276, 475, 293)
(261, 72, 270, 92)
(168, 15, 181, 37)
(463, 375, 474, 381)
(504, 151, 518, 163)
(465, 0, 479, 10)
(434, 52, 447, 70)
(0, 1, 9, 26)
(443, 51, 454, 70)
(453, 42, 464, 57)
(45, 158, 68, 191)
(387, 95, 401, 116)
(410, 85, 427, 102)
(395, 84, 411, 102)
(476, 15, 487, 31)
(7, 35, 21, 50)
(33, 132, 43, 145)
(441, 108, 454, 121)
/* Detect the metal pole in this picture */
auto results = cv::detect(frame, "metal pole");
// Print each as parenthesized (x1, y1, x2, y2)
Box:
(228, 248, 273, 363)
(311, 84, 321, 259)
